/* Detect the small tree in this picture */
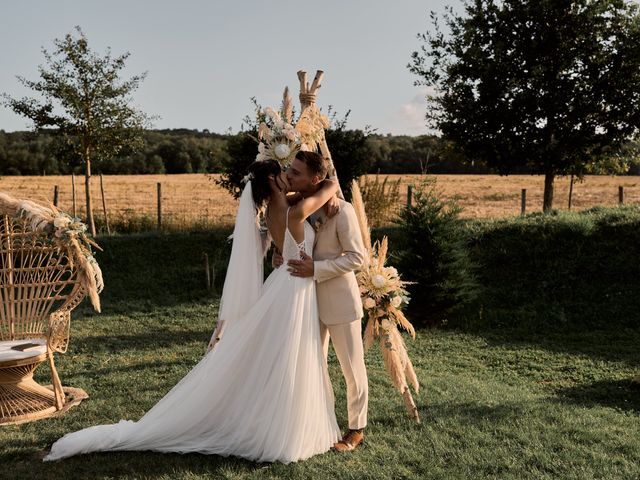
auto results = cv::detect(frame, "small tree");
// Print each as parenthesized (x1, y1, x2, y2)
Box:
(2, 26, 152, 235)
(395, 179, 478, 325)
(410, 0, 640, 212)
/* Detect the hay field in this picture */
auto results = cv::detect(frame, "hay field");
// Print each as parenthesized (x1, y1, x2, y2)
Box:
(0, 174, 638, 229)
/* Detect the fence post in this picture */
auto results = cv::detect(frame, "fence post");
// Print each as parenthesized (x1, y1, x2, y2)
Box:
(210, 264, 216, 295)
(100, 173, 111, 235)
(71, 173, 77, 218)
(157, 182, 162, 230)
(568, 174, 574, 210)
(407, 185, 413, 208)
(521, 189, 527, 217)
(53, 185, 59, 207)
(204, 253, 211, 290)
(619, 186, 624, 205)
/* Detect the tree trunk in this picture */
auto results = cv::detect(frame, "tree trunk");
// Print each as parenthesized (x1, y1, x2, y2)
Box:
(543, 171, 555, 213)
(85, 158, 96, 236)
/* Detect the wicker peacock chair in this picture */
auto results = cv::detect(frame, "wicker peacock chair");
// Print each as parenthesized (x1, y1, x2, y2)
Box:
(0, 192, 103, 425)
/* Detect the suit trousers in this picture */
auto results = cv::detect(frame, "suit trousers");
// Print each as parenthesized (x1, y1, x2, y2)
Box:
(320, 319, 368, 430)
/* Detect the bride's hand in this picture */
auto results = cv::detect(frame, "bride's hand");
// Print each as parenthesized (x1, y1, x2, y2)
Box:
(272, 249, 284, 269)
(324, 194, 340, 219)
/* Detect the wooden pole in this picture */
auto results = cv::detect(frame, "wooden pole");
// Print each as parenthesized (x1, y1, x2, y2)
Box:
(204, 253, 211, 290)
(71, 173, 77, 218)
(521, 189, 527, 217)
(52, 185, 59, 207)
(619, 186, 624, 205)
(157, 182, 162, 230)
(296, 69, 346, 200)
(99, 174, 111, 235)
(407, 185, 413, 208)
(568, 174, 574, 210)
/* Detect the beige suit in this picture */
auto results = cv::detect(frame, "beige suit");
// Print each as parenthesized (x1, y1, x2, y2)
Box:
(312, 199, 368, 430)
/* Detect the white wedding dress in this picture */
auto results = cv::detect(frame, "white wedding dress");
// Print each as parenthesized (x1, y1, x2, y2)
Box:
(44, 183, 340, 463)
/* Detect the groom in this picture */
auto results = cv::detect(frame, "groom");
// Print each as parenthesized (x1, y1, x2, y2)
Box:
(275, 150, 369, 452)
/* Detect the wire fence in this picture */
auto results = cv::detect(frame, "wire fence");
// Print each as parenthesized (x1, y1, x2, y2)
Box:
(1, 174, 638, 233)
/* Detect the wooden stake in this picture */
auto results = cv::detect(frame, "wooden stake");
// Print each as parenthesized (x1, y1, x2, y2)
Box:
(53, 185, 59, 207)
(204, 253, 211, 290)
(71, 173, 77, 218)
(99, 174, 110, 235)
(568, 174, 574, 210)
(521, 188, 527, 216)
(619, 186, 624, 205)
(310, 70, 324, 93)
(407, 185, 413, 208)
(297, 70, 308, 97)
(157, 182, 162, 230)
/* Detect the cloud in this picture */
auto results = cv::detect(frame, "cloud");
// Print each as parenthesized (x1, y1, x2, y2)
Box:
(380, 87, 439, 136)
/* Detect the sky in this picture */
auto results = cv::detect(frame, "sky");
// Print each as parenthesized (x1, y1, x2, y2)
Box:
(0, 0, 456, 136)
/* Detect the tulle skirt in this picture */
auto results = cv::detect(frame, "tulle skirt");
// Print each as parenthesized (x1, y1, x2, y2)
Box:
(44, 267, 340, 463)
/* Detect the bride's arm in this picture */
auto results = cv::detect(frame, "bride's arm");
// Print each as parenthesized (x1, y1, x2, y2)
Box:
(286, 192, 303, 205)
(290, 179, 339, 221)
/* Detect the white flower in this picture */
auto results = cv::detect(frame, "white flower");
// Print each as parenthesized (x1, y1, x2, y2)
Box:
(372, 274, 386, 289)
(264, 107, 281, 124)
(283, 125, 299, 141)
(391, 296, 402, 308)
(53, 216, 72, 228)
(274, 143, 291, 159)
(242, 173, 254, 184)
(386, 266, 398, 277)
(363, 297, 376, 309)
(380, 318, 392, 331)
(258, 142, 266, 153)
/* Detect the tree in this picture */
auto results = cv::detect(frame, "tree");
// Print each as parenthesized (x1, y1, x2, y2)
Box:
(410, 0, 640, 212)
(217, 101, 373, 200)
(2, 26, 152, 234)
(324, 110, 374, 200)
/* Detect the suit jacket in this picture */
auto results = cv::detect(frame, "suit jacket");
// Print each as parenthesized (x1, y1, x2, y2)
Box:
(312, 199, 366, 325)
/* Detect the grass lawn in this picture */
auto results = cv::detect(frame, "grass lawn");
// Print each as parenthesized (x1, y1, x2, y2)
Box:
(1, 300, 638, 480)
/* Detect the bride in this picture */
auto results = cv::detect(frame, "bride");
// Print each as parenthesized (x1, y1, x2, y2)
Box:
(44, 158, 342, 463)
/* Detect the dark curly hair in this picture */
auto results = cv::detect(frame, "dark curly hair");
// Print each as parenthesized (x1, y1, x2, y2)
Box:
(247, 159, 283, 208)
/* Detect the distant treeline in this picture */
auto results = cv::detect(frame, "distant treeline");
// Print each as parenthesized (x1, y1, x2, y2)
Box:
(1, 128, 639, 176)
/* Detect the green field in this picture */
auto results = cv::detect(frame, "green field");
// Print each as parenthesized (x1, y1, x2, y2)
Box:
(1, 210, 639, 479)
(0, 298, 637, 480)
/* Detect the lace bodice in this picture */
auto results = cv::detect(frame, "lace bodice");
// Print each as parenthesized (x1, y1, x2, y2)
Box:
(282, 208, 315, 263)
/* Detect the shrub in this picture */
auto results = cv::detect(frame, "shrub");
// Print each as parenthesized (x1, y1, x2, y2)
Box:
(462, 205, 640, 330)
(394, 178, 478, 325)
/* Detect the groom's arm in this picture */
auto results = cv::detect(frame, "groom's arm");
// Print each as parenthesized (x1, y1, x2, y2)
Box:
(313, 203, 365, 283)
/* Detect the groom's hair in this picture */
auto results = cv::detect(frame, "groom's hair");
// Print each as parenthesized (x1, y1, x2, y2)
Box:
(295, 151, 328, 180)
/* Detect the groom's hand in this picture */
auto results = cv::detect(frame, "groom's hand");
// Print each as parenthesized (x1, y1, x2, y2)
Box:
(287, 252, 314, 277)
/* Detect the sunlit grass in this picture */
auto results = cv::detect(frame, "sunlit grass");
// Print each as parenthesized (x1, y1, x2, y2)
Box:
(1, 300, 637, 479)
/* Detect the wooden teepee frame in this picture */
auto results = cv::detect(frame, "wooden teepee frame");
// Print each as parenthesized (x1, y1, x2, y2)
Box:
(296, 70, 344, 200)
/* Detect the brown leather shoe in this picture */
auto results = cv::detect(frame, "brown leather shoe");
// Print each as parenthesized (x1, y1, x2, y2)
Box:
(333, 429, 364, 452)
